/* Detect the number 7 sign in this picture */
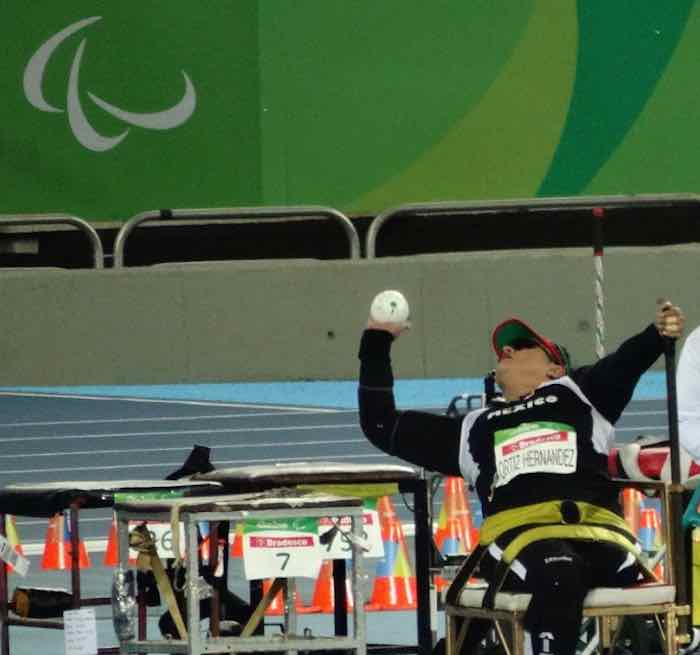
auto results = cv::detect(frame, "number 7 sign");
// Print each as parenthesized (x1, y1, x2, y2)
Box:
(242, 517, 322, 580)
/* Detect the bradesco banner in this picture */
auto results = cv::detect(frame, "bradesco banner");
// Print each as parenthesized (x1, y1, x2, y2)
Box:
(0, 2, 261, 221)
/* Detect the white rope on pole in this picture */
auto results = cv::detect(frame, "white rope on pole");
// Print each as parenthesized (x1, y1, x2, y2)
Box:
(592, 207, 605, 360)
(594, 255, 605, 359)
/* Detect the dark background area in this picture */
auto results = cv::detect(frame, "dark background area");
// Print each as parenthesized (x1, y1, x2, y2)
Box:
(1, 202, 699, 268)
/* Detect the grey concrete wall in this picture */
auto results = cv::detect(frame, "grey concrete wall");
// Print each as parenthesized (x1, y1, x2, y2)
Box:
(1, 245, 698, 386)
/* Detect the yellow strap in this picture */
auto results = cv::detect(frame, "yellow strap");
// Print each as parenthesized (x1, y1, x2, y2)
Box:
(692, 528, 700, 625)
(479, 500, 633, 545)
(500, 524, 656, 580)
(240, 578, 286, 637)
(130, 524, 188, 639)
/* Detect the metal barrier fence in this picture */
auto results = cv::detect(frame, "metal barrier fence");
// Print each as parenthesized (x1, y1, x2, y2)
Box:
(2, 194, 700, 267)
(112, 206, 361, 267)
(364, 193, 700, 258)
(0, 214, 104, 269)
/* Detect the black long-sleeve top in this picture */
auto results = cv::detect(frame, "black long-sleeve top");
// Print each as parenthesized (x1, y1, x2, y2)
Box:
(358, 325, 665, 517)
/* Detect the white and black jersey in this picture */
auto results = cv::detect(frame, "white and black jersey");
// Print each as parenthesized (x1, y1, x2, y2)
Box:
(358, 324, 665, 519)
(459, 376, 616, 516)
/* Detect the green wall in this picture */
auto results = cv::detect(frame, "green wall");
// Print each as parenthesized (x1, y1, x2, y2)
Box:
(1, 247, 698, 386)
(2, 2, 699, 221)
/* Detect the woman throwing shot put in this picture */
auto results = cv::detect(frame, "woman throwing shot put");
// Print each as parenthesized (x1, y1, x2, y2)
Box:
(357, 299, 684, 655)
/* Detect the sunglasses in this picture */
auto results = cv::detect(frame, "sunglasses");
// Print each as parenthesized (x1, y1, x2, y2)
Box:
(507, 338, 541, 351)
(504, 338, 565, 367)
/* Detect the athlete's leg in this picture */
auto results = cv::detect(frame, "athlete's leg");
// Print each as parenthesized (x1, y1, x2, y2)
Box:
(505, 540, 587, 655)
(573, 540, 644, 587)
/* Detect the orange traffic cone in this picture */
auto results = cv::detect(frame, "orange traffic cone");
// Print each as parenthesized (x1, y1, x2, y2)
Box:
(639, 508, 657, 552)
(262, 578, 284, 615)
(199, 522, 211, 565)
(104, 515, 140, 567)
(368, 496, 417, 610)
(312, 560, 347, 613)
(4, 516, 24, 574)
(262, 578, 318, 615)
(104, 514, 119, 566)
(42, 514, 90, 570)
(230, 523, 243, 558)
(434, 477, 479, 592)
(651, 507, 664, 552)
(622, 488, 643, 536)
(639, 507, 665, 580)
(309, 559, 375, 613)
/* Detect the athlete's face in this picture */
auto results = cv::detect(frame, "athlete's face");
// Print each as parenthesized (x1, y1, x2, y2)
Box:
(495, 339, 564, 400)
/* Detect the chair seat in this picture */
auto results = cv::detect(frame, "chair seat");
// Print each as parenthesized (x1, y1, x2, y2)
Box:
(451, 583, 676, 612)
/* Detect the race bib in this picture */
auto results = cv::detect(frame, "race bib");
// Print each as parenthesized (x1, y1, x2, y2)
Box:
(242, 517, 321, 580)
(494, 421, 577, 486)
(318, 506, 384, 559)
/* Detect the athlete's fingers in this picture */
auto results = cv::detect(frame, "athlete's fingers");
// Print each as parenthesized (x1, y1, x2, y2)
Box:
(366, 319, 411, 338)
(655, 299, 685, 338)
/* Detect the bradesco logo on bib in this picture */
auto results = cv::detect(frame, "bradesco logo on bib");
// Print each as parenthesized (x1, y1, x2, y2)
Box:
(494, 422, 577, 486)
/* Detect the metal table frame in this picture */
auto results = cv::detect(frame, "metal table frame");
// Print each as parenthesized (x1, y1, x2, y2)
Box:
(0, 480, 221, 655)
(114, 493, 367, 655)
(0, 501, 117, 653)
(193, 464, 433, 655)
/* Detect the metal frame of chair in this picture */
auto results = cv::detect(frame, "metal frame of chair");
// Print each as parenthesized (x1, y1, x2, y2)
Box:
(443, 480, 690, 655)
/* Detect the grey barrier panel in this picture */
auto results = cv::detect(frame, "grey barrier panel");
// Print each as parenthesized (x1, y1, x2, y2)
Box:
(0, 214, 104, 269)
(112, 206, 361, 267)
(365, 193, 700, 258)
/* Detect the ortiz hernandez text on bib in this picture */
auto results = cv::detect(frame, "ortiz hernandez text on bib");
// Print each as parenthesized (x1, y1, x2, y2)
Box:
(494, 421, 577, 486)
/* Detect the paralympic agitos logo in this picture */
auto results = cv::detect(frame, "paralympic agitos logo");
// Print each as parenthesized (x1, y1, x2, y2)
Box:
(23, 16, 197, 152)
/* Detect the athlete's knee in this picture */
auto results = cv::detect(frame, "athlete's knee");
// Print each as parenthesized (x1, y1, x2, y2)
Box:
(526, 548, 586, 613)
(535, 549, 584, 595)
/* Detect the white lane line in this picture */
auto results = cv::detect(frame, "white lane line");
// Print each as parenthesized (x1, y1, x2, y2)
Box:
(621, 410, 666, 417)
(0, 423, 359, 443)
(0, 391, 339, 413)
(0, 438, 365, 459)
(0, 409, 357, 429)
(22, 540, 109, 555)
(19, 516, 109, 528)
(0, 452, 388, 475)
(616, 426, 667, 432)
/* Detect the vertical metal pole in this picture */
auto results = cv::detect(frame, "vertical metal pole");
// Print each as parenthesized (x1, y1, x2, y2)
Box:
(664, 339, 691, 643)
(285, 577, 298, 640)
(351, 513, 367, 655)
(186, 516, 200, 653)
(0, 514, 9, 655)
(210, 522, 220, 637)
(333, 559, 348, 635)
(666, 339, 682, 484)
(137, 590, 147, 642)
(413, 479, 433, 654)
(69, 504, 81, 608)
(592, 207, 606, 360)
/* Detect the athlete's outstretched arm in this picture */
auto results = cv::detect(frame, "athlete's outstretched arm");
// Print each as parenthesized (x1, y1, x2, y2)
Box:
(358, 328, 462, 477)
(574, 301, 684, 424)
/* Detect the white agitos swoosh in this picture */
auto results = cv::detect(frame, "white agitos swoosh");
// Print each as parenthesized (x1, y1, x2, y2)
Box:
(88, 72, 196, 130)
(23, 16, 197, 152)
(23, 15, 102, 113)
